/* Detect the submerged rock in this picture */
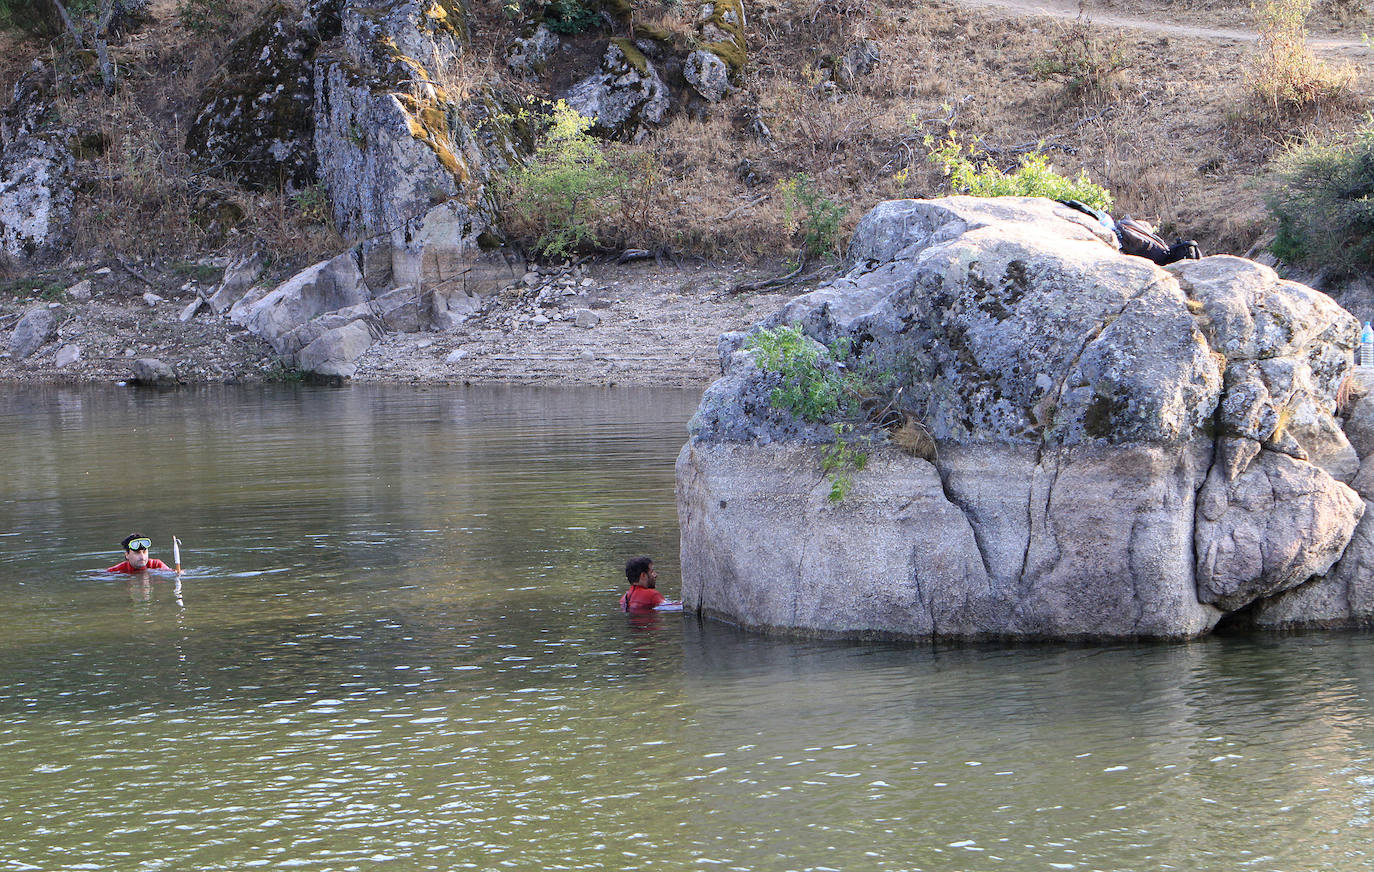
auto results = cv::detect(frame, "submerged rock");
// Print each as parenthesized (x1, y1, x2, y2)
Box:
(677, 196, 1364, 641)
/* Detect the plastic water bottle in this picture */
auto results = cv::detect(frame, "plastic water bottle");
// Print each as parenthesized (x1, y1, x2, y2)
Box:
(1362, 322, 1374, 367)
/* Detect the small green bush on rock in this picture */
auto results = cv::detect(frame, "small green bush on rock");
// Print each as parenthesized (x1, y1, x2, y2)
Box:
(747, 323, 872, 501)
(746, 323, 861, 421)
(926, 131, 1114, 212)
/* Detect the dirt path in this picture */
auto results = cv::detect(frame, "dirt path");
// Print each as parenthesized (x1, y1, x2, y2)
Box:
(957, 0, 1373, 56)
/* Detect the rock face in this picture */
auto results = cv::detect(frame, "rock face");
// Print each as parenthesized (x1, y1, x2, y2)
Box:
(506, 24, 559, 77)
(676, 196, 1365, 641)
(188, 0, 515, 307)
(0, 134, 75, 265)
(312, 0, 509, 291)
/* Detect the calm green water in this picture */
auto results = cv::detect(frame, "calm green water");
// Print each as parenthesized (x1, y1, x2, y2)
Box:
(3, 385, 1374, 871)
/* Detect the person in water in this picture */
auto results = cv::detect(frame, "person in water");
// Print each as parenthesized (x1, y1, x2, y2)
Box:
(620, 555, 678, 610)
(106, 534, 170, 573)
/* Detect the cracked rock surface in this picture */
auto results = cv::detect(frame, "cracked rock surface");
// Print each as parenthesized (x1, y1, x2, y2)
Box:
(676, 196, 1367, 641)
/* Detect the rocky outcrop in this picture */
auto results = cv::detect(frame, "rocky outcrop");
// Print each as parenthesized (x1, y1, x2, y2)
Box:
(565, 40, 669, 140)
(690, 0, 746, 89)
(677, 196, 1365, 641)
(185, 0, 339, 191)
(230, 251, 372, 358)
(187, 0, 514, 306)
(684, 49, 733, 103)
(0, 134, 75, 265)
(313, 0, 512, 297)
(506, 24, 559, 77)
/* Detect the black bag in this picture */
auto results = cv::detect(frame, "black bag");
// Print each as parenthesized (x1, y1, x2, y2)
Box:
(1115, 216, 1200, 266)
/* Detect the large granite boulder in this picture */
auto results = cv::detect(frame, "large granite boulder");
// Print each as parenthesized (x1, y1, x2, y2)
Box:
(229, 250, 371, 356)
(677, 196, 1365, 641)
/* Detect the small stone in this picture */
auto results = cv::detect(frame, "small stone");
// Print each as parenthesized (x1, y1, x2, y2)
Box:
(66, 279, 92, 301)
(581, 278, 594, 287)
(93, 267, 112, 276)
(179, 297, 204, 322)
(54, 344, 81, 367)
(580, 350, 596, 361)
(123, 348, 136, 357)
(445, 348, 469, 363)
(131, 357, 177, 385)
(143, 292, 164, 306)
(417, 339, 434, 349)
(532, 315, 551, 326)
(574, 308, 601, 329)
(522, 271, 540, 288)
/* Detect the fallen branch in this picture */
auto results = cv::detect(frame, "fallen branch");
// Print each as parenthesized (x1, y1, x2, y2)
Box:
(727, 257, 839, 294)
(719, 193, 770, 222)
(117, 257, 158, 289)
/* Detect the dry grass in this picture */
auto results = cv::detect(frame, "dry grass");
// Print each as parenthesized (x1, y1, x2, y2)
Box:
(1245, 0, 1361, 122)
(891, 415, 937, 461)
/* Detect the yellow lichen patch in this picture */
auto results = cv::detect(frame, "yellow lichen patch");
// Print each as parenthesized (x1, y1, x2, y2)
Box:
(609, 38, 650, 75)
(395, 91, 470, 182)
(423, 0, 468, 41)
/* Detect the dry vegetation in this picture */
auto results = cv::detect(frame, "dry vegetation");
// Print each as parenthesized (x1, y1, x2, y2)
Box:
(3, 0, 1373, 277)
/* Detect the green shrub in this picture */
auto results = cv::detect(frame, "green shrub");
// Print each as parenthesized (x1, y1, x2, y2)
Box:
(747, 323, 871, 501)
(499, 100, 628, 259)
(925, 131, 1114, 212)
(0, 0, 61, 35)
(822, 423, 869, 503)
(1031, 14, 1131, 100)
(543, 0, 600, 34)
(777, 173, 848, 260)
(1264, 128, 1374, 272)
(177, 0, 233, 35)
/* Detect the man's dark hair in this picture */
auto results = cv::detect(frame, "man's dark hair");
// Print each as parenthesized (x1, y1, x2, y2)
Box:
(625, 555, 653, 584)
(121, 533, 147, 550)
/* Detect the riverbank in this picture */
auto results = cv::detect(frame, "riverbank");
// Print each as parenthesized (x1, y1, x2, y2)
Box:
(0, 258, 800, 387)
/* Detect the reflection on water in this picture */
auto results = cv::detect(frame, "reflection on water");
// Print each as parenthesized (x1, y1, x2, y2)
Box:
(2, 385, 1374, 870)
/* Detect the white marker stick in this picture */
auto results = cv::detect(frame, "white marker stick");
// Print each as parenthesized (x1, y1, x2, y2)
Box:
(173, 536, 182, 574)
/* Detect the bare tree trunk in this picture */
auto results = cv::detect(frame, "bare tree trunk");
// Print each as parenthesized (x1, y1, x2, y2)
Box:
(93, 0, 116, 91)
(48, 0, 85, 48)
